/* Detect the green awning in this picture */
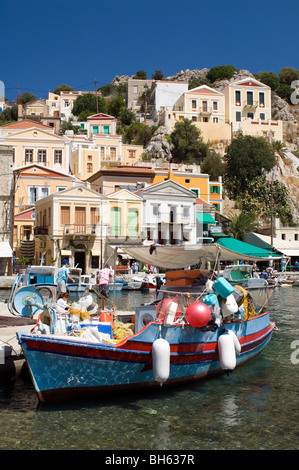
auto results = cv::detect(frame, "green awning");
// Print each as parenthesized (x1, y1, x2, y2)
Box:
(217, 237, 280, 258)
(196, 213, 215, 224)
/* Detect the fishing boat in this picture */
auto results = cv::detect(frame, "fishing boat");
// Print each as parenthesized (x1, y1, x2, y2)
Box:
(14, 243, 277, 403)
(67, 268, 97, 292)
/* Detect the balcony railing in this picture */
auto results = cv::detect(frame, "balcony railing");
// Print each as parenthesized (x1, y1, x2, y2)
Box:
(243, 100, 258, 108)
(64, 224, 97, 235)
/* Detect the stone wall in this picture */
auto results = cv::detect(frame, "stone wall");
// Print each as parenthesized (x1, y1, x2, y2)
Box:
(0, 146, 15, 275)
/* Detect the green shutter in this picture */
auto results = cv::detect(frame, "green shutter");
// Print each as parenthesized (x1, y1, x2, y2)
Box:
(103, 126, 110, 135)
(128, 209, 138, 237)
(111, 207, 121, 236)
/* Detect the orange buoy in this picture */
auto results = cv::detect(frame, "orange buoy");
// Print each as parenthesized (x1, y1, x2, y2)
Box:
(100, 311, 114, 327)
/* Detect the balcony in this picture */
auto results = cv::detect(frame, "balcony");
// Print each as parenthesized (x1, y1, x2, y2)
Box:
(243, 100, 258, 109)
(64, 224, 97, 239)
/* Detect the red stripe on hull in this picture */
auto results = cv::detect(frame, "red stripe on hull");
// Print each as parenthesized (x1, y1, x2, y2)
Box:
(23, 323, 272, 365)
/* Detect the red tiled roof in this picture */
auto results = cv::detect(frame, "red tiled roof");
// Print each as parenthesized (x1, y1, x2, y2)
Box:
(1, 120, 51, 130)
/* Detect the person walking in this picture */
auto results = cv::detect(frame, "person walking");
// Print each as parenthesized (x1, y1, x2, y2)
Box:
(57, 259, 75, 293)
(98, 263, 114, 311)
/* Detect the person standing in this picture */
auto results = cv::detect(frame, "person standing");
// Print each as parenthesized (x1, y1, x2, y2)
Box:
(98, 263, 114, 311)
(57, 259, 75, 293)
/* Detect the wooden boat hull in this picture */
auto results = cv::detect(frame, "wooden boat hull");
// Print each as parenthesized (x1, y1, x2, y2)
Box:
(17, 312, 274, 403)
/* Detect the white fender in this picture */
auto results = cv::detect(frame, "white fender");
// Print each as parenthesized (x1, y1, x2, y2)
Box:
(152, 338, 170, 384)
(227, 329, 241, 356)
(164, 302, 178, 326)
(218, 333, 236, 372)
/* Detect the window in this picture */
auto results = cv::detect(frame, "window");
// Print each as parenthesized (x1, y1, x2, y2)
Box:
(213, 203, 220, 211)
(247, 91, 253, 105)
(38, 149, 47, 163)
(87, 162, 93, 173)
(260, 113, 266, 120)
(202, 101, 208, 112)
(75, 207, 86, 233)
(57, 186, 66, 192)
(29, 186, 49, 204)
(25, 149, 33, 163)
(128, 150, 136, 158)
(64, 100, 70, 107)
(54, 150, 62, 164)
(191, 189, 199, 197)
(133, 86, 138, 94)
(103, 125, 110, 135)
(259, 92, 265, 107)
(191, 99, 197, 110)
(61, 206, 70, 225)
(211, 186, 220, 194)
(111, 207, 121, 236)
(213, 117, 219, 123)
(87, 155, 92, 161)
(235, 90, 241, 105)
(92, 125, 99, 134)
(91, 207, 100, 225)
(109, 147, 116, 160)
(247, 112, 254, 119)
(191, 116, 198, 121)
(294, 234, 298, 241)
(128, 208, 139, 237)
(100, 147, 105, 158)
(153, 205, 160, 216)
(212, 101, 218, 111)
(281, 234, 286, 240)
(185, 179, 190, 183)
(236, 111, 242, 122)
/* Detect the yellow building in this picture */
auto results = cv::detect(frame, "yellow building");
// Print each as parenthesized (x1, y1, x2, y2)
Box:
(160, 85, 232, 143)
(0, 120, 72, 174)
(34, 184, 107, 271)
(106, 189, 143, 242)
(72, 138, 144, 181)
(222, 77, 283, 141)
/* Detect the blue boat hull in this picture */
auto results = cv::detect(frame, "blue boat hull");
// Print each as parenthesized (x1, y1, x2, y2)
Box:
(18, 312, 274, 402)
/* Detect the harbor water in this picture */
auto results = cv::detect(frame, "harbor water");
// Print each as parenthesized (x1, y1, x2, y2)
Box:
(0, 287, 298, 450)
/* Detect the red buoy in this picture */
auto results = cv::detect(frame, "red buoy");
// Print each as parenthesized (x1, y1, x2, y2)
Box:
(185, 302, 211, 328)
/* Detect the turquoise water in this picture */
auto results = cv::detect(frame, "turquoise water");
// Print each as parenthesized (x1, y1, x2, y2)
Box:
(0, 287, 298, 450)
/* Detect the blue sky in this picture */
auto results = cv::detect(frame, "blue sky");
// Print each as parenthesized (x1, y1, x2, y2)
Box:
(1, 0, 298, 102)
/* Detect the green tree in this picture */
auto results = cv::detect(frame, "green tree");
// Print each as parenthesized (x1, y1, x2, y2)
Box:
(188, 77, 212, 89)
(224, 135, 276, 197)
(152, 70, 164, 80)
(118, 108, 136, 126)
(106, 95, 126, 119)
(200, 150, 226, 179)
(133, 70, 147, 80)
(170, 118, 209, 164)
(276, 83, 293, 103)
(0, 103, 18, 121)
(224, 212, 259, 240)
(278, 67, 299, 85)
(53, 84, 74, 95)
(206, 65, 237, 83)
(19, 92, 36, 104)
(72, 93, 106, 116)
(256, 71, 280, 91)
(122, 121, 157, 146)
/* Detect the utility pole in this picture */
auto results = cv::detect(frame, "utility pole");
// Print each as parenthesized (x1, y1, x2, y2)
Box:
(95, 79, 98, 113)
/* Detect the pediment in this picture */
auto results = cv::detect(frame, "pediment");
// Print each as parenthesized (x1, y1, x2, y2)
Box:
(142, 180, 196, 199)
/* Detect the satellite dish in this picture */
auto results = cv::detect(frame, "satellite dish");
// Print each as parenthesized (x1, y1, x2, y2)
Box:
(13, 286, 44, 318)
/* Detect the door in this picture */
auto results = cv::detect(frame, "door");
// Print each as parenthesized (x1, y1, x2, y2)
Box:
(128, 209, 138, 237)
(111, 207, 121, 236)
(74, 251, 86, 274)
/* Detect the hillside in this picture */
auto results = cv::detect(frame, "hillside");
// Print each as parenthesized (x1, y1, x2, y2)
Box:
(113, 68, 299, 223)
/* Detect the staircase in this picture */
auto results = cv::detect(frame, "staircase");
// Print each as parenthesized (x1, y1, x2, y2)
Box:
(20, 240, 35, 262)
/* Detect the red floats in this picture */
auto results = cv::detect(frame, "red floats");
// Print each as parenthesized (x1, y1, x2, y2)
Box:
(185, 302, 211, 328)
(156, 298, 181, 321)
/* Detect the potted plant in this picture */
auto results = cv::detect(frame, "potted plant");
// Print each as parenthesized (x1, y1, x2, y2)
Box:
(18, 256, 29, 273)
